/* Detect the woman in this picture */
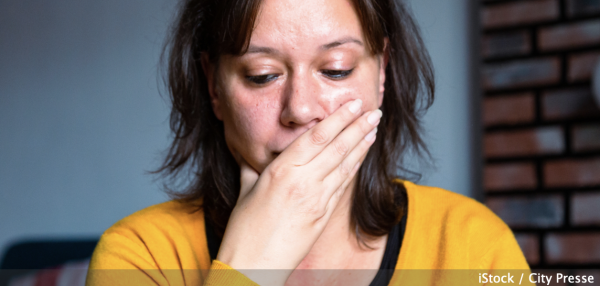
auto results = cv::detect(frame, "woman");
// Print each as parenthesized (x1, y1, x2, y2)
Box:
(86, 0, 530, 285)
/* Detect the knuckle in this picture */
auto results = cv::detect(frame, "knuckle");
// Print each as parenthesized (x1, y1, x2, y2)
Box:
(303, 204, 325, 218)
(267, 163, 286, 179)
(332, 140, 349, 156)
(309, 128, 329, 146)
(338, 161, 352, 176)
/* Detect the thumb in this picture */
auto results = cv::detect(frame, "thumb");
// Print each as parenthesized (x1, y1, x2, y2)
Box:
(239, 158, 259, 199)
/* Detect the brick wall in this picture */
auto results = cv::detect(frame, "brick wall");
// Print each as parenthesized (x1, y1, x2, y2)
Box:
(480, 0, 600, 269)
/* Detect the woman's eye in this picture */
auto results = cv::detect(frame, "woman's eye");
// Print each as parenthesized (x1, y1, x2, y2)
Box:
(246, 74, 279, 85)
(321, 69, 354, 80)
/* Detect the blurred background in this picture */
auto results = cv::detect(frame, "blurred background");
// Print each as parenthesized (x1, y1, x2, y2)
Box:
(0, 0, 599, 278)
(480, 0, 600, 272)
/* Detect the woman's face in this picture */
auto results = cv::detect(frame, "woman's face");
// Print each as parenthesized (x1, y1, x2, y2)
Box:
(209, 0, 387, 173)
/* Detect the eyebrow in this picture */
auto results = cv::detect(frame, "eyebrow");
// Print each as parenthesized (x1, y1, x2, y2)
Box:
(246, 46, 281, 55)
(320, 37, 364, 50)
(245, 37, 364, 55)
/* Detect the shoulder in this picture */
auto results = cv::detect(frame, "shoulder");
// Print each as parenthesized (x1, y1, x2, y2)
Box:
(400, 180, 508, 236)
(102, 200, 205, 247)
(108, 199, 203, 234)
(89, 199, 211, 270)
(396, 180, 528, 269)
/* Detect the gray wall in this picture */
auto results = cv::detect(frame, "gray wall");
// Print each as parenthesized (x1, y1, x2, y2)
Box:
(0, 0, 174, 254)
(0, 0, 479, 255)
(406, 0, 481, 199)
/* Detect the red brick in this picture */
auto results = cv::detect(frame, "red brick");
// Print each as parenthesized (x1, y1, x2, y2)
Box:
(572, 124, 600, 152)
(545, 232, 600, 264)
(484, 127, 564, 158)
(544, 157, 600, 187)
(486, 195, 564, 228)
(514, 233, 540, 265)
(482, 58, 560, 90)
(483, 93, 535, 126)
(542, 87, 600, 120)
(568, 51, 600, 82)
(567, 0, 600, 18)
(539, 19, 600, 51)
(482, 0, 559, 29)
(572, 192, 600, 225)
(484, 162, 537, 191)
(482, 31, 531, 59)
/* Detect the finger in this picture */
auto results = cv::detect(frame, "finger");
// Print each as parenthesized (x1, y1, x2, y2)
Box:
(239, 158, 260, 200)
(310, 109, 381, 179)
(275, 98, 364, 166)
(321, 126, 377, 201)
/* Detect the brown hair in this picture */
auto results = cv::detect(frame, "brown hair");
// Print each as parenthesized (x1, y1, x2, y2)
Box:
(158, 0, 434, 244)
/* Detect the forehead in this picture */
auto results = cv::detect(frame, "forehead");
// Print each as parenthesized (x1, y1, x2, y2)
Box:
(250, 0, 364, 51)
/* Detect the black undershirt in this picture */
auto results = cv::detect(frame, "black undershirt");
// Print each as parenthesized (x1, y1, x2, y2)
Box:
(368, 213, 406, 286)
(204, 213, 406, 286)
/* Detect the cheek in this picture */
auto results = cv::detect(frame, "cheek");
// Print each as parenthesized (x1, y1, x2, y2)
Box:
(318, 65, 382, 112)
(339, 66, 381, 110)
(234, 96, 278, 129)
(221, 85, 282, 160)
(362, 61, 384, 109)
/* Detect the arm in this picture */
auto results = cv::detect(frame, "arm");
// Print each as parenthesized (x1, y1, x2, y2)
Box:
(216, 99, 380, 286)
(85, 224, 258, 286)
(85, 231, 170, 286)
(87, 100, 379, 286)
(477, 225, 535, 286)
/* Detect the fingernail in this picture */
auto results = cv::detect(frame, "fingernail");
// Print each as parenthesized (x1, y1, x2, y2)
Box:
(365, 127, 377, 142)
(348, 99, 362, 114)
(367, 109, 382, 125)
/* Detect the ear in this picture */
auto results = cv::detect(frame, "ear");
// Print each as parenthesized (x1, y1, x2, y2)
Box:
(377, 38, 390, 107)
(201, 53, 223, 120)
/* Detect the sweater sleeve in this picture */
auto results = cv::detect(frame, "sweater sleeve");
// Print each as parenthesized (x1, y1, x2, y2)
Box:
(477, 230, 530, 270)
(85, 231, 259, 286)
(84, 201, 260, 286)
(204, 260, 260, 286)
(476, 228, 535, 286)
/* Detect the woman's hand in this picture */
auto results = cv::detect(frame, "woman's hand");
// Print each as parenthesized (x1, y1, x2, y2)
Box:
(216, 99, 381, 285)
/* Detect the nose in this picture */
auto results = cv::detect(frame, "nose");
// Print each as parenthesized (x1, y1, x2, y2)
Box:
(279, 71, 327, 128)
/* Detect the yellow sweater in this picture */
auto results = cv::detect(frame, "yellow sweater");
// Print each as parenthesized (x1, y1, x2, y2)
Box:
(86, 181, 531, 285)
